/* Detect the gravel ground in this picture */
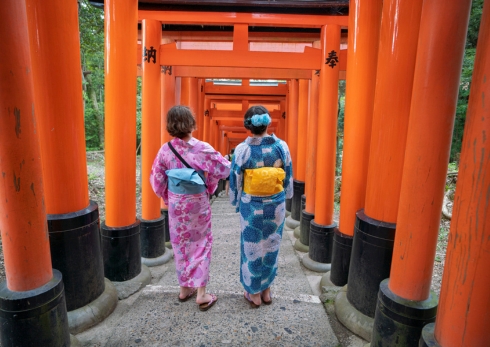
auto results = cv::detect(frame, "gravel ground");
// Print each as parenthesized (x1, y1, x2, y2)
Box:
(0, 153, 452, 298)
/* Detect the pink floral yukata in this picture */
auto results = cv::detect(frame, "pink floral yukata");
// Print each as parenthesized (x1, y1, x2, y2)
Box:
(150, 137, 231, 288)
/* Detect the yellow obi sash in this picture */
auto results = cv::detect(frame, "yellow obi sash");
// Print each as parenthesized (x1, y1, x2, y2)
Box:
(243, 167, 286, 196)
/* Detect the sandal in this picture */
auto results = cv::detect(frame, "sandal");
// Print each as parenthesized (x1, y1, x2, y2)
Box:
(244, 292, 260, 308)
(261, 292, 272, 305)
(198, 294, 218, 311)
(178, 289, 197, 302)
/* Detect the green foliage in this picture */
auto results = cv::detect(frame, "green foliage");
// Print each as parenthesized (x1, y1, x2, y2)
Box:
(79, 0, 105, 150)
(448, 162, 458, 172)
(450, 0, 483, 162)
(466, 0, 484, 49)
(336, 80, 346, 175)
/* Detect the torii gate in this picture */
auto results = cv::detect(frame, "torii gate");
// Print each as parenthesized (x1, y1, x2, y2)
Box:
(0, 0, 489, 346)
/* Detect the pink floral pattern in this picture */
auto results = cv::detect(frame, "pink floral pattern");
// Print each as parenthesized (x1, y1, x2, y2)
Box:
(169, 192, 213, 287)
(150, 137, 231, 288)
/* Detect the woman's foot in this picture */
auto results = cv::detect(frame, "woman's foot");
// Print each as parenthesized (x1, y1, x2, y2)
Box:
(261, 288, 272, 305)
(244, 292, 261, 308)
(198, 294, 218, 311)
(178, 287, 197, 302)
(196, 292, 216, 305)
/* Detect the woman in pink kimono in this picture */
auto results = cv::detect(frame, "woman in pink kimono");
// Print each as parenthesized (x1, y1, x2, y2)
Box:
(150, 105, 231, 311)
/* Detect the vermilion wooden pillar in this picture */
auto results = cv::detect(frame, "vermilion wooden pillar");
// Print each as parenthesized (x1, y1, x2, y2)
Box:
(346, 0, 424, 320)
(103, 0, 143, 282)
(372, 0, 472, 344)
(420, 1, 488, 346)
(304, 68, 319, 217)
(329, 0, 383, 287)
(181, 77, 199, 137)
(141, 19, 162, 222)
(294, 64, 320, 252)
(1, 0, 53, 295)
(296, 79, 309, 183)
(25, 0, 108, 317)
(285, 79, 298, 215)
(290, 79, 309, 224)
(202, 97, 211, 142)
(160, 38, 175, 244)
(303, 25, 340, 272)
(0, 1, 70, 345)
(197, 79, 205, 141)
(140, 19, 169, 265)
(287, 79, 299, 177)
(220, 130, 227, 155)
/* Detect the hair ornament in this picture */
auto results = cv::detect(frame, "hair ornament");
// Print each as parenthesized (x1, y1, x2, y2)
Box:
(250, 113, 272, 126)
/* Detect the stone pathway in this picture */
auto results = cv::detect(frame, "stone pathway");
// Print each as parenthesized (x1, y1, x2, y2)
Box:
(75, 197, 365, 347)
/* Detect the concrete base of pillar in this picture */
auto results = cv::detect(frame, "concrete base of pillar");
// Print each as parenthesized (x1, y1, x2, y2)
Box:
(419, 323, 439, 346)
(166, 241, 172, 249)
(68, 278, 118, 334)
(294, 239, 309, 253)
(320, 271, 339, 288)
(70, 335, 82, 347)
(293, 226, 301, 238)
(302, 254, 331, 273)
(112, 265, 151, 300)
(286, 215, 300, 230)
(286, 210, 291, 217)
(142, 248, 173, 267)
(335, 285, 374, 342)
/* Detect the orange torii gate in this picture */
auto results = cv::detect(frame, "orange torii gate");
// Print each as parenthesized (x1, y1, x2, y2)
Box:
(1, 1, 489, 346)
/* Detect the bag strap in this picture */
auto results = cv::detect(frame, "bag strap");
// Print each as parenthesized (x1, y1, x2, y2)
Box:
(167, 141, 207, 188)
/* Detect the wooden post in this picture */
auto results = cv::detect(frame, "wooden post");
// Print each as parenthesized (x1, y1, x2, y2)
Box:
(104, 0, 138, 227)
(102, 0, 142, 282)
(420, 1, 489, 346)
(26, 0, 89, 214)
(302, 25, 340, 272)
(346, 0, 424, 319)
(296, 79, 309, 182)
(313, 25, 340, 227)
(372, 0, 472, 344)
(0, 0, 52, 292)
(197, 79, 205, 141)
(330, 0, 383, 287)
(287, 79, 299, 177)
(0, 2, 70, 345)
(25, 0, 107, 313)
(181, 77, 198, 134)
(141, 19, 162, 221)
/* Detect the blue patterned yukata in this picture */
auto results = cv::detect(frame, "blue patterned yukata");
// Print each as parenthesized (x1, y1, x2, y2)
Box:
(229, 134, 293, 294)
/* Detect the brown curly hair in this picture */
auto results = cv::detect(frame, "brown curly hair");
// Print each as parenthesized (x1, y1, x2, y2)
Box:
(166, 105, 196, 138)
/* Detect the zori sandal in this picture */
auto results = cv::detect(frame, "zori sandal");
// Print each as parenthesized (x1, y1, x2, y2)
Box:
(199, 294, 218, 311)
(244, 292, 260, 308)
(178, 289, 197, 302)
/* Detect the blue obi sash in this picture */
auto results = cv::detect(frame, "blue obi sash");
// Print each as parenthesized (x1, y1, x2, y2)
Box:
(166, 168, 207, 195)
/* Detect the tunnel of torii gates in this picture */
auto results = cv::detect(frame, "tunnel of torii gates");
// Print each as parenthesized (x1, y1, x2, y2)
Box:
(0, 0, 489, 346)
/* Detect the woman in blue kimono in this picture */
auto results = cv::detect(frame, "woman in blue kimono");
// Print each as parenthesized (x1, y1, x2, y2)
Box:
(229, 105, 293, 307)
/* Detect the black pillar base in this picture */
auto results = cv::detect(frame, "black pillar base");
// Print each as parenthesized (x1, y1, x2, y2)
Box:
(330, 228, 353, 287)
(101, 219, 142, 282)
(299, 209, 314, 246)
(0, 269, 70, 347)
(286, 198, 292, 212)
(372, 279, 438, 346)
(291, 180, 305, 221)
(160, 209, 170, 243)
(347, 209, 396, 318)
(419, 323, 440, 347)
(140, 215, 166, 259)
(309, 220, 336, 263)
(47, 201, 105, 311)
